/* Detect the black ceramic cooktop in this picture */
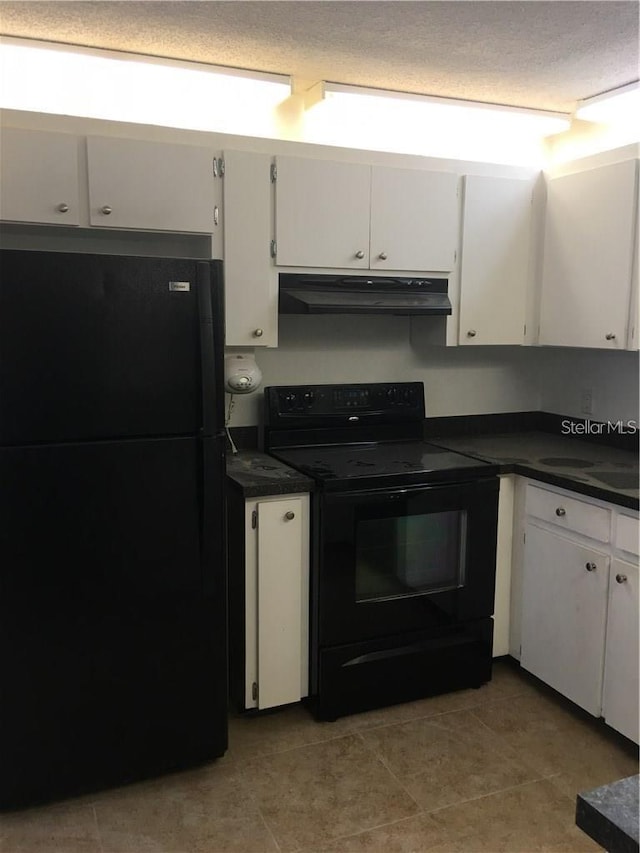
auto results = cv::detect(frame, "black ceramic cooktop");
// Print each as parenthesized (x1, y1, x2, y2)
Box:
(270, 440, 498, 490)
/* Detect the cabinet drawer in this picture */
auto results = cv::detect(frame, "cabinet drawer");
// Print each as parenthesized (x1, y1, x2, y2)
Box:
(615, 513, 639, 557)
(526, 485, 610, 542)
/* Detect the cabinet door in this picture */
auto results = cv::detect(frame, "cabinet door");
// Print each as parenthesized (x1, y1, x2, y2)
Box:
(87, 136, 215, 232)
(274, 156, 370, 268)
(223, 150, 277, 346)
(256, 496, 309, 708)
(0, 128, 80, 226)
(370, 167, 458, 272)
(459, 176, 532, 345)
(540, 160, 637, 348)
(603, 558, 639, 743)
(521, 524, 609, 715)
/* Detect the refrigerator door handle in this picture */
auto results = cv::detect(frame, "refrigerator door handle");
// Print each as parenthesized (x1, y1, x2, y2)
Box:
(197, 261, 224, 436)
(201, 435, 226, 596)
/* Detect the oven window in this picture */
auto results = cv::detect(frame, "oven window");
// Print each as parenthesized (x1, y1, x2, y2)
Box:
(355, 510, 466, 602)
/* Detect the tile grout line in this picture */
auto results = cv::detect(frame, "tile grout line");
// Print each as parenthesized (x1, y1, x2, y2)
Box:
(424, 772, 571, 818)
(90, 803, 104, 853)
(343, 688, 533, 736)
(353, 730, 426, 814)
(227, 726, 364, 763)
(256, 807, 284, 853)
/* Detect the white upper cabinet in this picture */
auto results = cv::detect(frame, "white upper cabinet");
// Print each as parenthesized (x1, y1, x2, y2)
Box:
(369, 166, 458, 271)
(539, 159, 638, 349)
(0, 128, 81, 226)
(459, 175, 533, 345)
(222, 150, 278, 347)
(274, 155, 458, 271)
(87, 136, 217, 233)
(274, 156, 371, 268)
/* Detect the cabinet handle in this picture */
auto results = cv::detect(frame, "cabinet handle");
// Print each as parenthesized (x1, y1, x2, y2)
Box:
(56, 203, 69, 213)
(467, 330, 477, 338)
(252, 328, 264, 338)
(100, 205, 113, 215)
(284, 511, 295, 520)
(555, 507, 566, 517)
(378, 252, 388, 260)
(605, 333, 616, 341)
(585, 562, 597, 572)
(615, 573, 628, 584)
(355, 250, 365, 259)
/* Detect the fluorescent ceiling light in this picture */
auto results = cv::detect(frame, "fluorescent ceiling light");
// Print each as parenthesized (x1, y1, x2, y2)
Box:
(315, 83, 571, 138)
(0, 38, 290, 135)
(576, 81, 640, 124)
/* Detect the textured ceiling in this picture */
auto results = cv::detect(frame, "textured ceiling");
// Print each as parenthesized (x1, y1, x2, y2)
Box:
(0, 1, 638, 113)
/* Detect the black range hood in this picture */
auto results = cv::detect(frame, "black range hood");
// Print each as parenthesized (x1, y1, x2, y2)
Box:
(279, 273, 452, 316)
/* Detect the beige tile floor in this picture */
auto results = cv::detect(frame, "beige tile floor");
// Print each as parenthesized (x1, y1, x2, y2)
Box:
(1, 660, 637, 852)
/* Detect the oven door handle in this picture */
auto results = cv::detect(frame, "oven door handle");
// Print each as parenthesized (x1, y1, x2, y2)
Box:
(343, 635, 471, 667)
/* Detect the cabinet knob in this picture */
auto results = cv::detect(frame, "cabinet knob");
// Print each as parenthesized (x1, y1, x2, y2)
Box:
(378, 252, 388, 260)
(555, 507, 566, 517)
(467, 330, 477, 338)
(585, 562, 597, 572)
(605, 333, 616, 341)
(252, 328, 264, 338)
(56, 202, 69, 213)
(355, 250, 365, 259)
(284, 511, 295, 520)
(615, 573, 628, 584)
(100, 205, 113, 215)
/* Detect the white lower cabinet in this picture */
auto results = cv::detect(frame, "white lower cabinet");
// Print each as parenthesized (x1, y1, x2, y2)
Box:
(493, 475, 515, 656)
(517, 481, 638, 742)
(521, 523, 609, 715)
(602, 514, 639, 742)
(244, 494, 310, 710)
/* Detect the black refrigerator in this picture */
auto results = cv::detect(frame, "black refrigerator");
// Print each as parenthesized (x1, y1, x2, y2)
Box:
(0, 249, 228, 809)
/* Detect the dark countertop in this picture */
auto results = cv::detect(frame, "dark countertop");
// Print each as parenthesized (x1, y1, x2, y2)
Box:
(428, 432, 639, 510)
(576, 774, 639, 853)
(226, 450, 314, 498)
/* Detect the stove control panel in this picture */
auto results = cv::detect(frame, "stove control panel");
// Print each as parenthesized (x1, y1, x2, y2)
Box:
(266, 382, 425, 420)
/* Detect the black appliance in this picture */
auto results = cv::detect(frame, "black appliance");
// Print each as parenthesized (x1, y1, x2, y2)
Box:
(265, 382, 499, 721)
(278, 273, 452, 315)
(0, 249, 228, 808)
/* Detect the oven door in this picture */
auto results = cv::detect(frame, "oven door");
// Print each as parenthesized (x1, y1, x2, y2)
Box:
(317, 477, 499, 647)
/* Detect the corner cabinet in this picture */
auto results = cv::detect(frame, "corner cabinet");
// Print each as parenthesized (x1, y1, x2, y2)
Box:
(222, 150, 278, 347)
(86, 136, 217, 233)
(228, 491, 310, 711)
(539, 159, 638, 349)
(517, 481, 639, 743)
(273, 155, 458, 272)
(458, 175, 533, 345)
(0, 128, 81, 226)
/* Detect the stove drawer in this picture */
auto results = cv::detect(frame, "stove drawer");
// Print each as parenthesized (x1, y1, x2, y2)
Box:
(314, 620, 493, 720)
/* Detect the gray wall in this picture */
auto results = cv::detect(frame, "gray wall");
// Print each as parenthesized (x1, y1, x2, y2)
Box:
(227, 315, 639, 428)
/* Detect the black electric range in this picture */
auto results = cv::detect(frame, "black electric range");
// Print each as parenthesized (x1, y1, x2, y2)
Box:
(264, 381, 498, 488)
(264, 382, 501, 721)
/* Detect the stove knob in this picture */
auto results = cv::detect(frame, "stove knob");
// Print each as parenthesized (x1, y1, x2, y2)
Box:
(283, 392, 298, 410)
(303, 391, 315, 407)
